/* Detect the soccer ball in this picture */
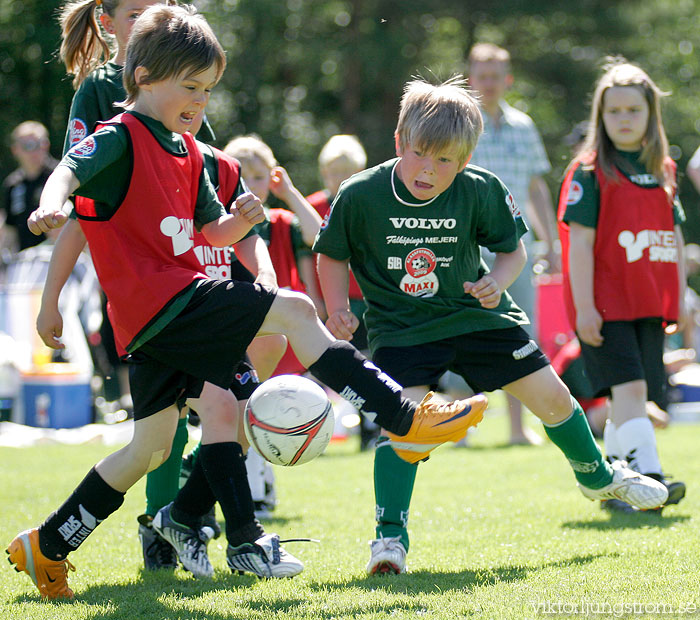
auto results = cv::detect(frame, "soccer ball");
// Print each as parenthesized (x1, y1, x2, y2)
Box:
(244, 375, 335, 466)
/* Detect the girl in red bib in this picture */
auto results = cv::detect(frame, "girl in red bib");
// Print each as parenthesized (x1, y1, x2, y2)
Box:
(558, 59, 686, 513)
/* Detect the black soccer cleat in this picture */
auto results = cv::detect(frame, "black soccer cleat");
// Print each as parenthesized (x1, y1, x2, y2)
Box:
(138, 514, 178, 570)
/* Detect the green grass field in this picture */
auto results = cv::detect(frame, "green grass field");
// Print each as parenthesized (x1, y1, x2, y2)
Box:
(1, 407, 698, 620)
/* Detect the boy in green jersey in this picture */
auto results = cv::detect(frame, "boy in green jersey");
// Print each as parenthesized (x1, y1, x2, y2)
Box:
(313, 76, 669, 575)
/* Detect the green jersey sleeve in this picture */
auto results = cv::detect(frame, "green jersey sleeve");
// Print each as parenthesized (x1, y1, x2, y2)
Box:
(194, 166, 226, 230)
(475, 174, 529, 253)
(562, 165, 599, 229)
(62, 125, 129, 191)
(62, 63, 126, 155)
(312, 192, 351, 260)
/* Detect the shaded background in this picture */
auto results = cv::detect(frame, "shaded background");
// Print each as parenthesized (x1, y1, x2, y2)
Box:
(2, 0, 700, 240)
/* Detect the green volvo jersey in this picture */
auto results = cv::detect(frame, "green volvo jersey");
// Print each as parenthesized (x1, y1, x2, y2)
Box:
(63, 61, 215, 155)
(313, 158, 529, 354)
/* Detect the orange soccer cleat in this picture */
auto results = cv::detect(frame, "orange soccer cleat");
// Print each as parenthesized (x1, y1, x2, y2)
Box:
(6, 529, 75, 600)
(387, 392, 487, 463)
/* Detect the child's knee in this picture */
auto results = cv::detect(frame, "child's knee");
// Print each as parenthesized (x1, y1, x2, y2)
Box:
(533, 383, 575, 420)
(195, 386, 238, 426)
(276, 290, 318, 325)
(126, 442, 171, 475)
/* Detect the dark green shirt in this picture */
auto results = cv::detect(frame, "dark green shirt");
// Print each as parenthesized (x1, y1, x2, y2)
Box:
(313, 159, 529, 354)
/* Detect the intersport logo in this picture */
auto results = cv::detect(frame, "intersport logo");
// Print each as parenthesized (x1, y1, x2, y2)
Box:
(389, 217, 456, 230)
(618, 229, 677, 263)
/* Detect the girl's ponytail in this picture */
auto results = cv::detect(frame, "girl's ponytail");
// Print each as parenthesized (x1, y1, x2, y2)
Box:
(59, 0, 112, 88)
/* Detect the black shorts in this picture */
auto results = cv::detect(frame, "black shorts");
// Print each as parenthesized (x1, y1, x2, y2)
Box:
(175, 355, 260, 412)
(373, 326, 549, 393)
(230, 259, 255, 283)
(578, 319, 667, 407)
(126, 279, 276, 419)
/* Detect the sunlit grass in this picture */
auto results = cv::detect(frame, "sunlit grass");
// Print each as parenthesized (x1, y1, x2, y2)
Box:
(0, 405, 698, 619)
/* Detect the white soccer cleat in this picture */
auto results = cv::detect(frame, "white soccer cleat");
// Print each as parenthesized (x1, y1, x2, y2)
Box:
(578, 460, 668, 510)
(226, 533, 304, 578)
(366, 535, 407, 575)
(152, 503, 213, 578)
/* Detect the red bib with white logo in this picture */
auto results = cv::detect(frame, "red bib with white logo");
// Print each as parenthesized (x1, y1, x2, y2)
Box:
(267, 208, 304, 291)
(190, 147, 241, 281)
(558, 157, 678, 326)
(74, 113, 206, 351)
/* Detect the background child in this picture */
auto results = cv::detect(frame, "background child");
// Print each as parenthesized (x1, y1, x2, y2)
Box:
(307, 134, 368, 330)
(56, 0, 214, 571)
(180, 138, 285, 526)
(558, 59, 686, 513)
(314, 76, 669, 575)
(224, 134, 324, 375)
(1, 121, 57, 254)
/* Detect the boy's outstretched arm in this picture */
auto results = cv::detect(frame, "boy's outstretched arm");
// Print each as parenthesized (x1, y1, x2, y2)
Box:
(568, 222, 603, 347)
(202, 192, 266, 247)
(317, 253, 358, 341)
(37, 219, 87, 349)
(233, 233, 278, 289)
(28, 165, 79, 235)
(269, 166, 323, 247)
(464, 240, 526, 309)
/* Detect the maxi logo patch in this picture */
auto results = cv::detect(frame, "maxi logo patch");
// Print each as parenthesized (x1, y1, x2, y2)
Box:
(69, 118, 88, 146)
(400, 247, 439, 297)
(506, 191, 520, 217)
(71, 135, 97, 158)
(567, 180, 583, 205)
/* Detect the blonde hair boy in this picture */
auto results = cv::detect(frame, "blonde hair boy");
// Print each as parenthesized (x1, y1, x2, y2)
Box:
(395, 76, 483, 166)
(318, 134, 366, 170)
(224, 134, 277, 170)
(317, 135, 367, 197)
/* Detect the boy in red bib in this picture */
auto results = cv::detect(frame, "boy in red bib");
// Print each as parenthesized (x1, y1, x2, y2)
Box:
(8, 6, 486, 600)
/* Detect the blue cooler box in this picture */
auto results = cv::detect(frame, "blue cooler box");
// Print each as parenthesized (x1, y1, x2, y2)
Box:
(22, 364, 92, 429)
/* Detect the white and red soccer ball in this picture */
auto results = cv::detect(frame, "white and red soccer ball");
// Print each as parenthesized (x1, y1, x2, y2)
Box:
(244, 375, 334, 466)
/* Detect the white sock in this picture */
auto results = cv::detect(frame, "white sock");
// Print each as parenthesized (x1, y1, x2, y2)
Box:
(245, 448, 267, 502)
(603, 420, 622, 462)
(616, 417, 663, 476)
